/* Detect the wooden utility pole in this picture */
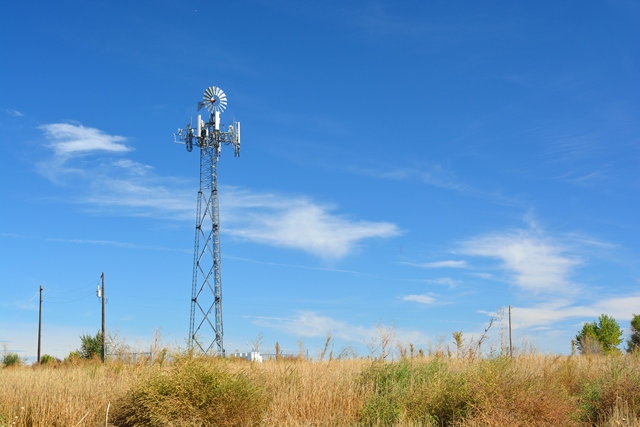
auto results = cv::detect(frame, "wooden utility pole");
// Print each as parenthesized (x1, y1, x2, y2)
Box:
(101, 272, 105, 363)
(37, 285, 42, 363)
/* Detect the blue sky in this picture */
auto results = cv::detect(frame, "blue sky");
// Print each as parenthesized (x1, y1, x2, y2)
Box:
(1, 1, 639, 360)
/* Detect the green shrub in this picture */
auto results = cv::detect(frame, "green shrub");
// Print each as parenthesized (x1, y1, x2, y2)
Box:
(1, 352, 22, 367)
(360, 357, 584, 426)
(39, 354, 57, 365)
(79, 331, 103, 359)
(576, 356, 640, 423)
(111, 355, 268, 427)
(359, 358, 467, 426)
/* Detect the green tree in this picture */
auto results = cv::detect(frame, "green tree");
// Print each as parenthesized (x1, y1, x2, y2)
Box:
(626, 313, 640, 353)
(575, 314, 623, 355)
(79, 331, 103, 359)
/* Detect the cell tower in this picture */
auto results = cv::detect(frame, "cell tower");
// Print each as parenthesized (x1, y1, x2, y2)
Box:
(174, 86, 240, 355)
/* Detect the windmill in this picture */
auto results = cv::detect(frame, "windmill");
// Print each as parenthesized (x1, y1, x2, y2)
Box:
(174, 86, 240, 355)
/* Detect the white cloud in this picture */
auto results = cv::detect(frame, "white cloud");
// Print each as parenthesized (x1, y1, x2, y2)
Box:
(350, 163, 519, 206)
(83, 177, 194, 220)
(36, 123, 400, 259)
(459, 229, 581, 294)
(407, 260, 468, 269)
(424, 277, 461, 288)
(471, 272, 493, 279)
(509, 296, 640, 330)
(112, 159, 154, 176)
(251, 311, 431, 347)
(40, 123, 131, 157)
(402, 294, 435, 304)
(3, 108, 23, 117)
(222, 188, 402, 259)
(252, 311, 370, 341)
(46, 238, 188, 253)
(354, 163, 467, 192)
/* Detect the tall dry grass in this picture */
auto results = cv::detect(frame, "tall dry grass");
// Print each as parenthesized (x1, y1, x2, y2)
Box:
(0, 359, 143, 426)
(257, 358, 366, 426)
(1, 352, 639, 427)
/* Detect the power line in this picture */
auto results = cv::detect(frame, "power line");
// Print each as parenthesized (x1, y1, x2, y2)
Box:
(46, 277, 101, 294)
(44, 292, 95, 304)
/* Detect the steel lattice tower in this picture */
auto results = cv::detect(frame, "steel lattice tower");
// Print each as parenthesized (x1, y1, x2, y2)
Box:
(174, 86, 240, 355)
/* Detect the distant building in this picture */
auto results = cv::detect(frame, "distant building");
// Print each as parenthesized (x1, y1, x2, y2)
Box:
(233, 351, 263, 362)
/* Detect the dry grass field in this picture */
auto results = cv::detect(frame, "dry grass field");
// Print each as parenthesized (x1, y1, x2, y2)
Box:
(1, 352, 639, 426)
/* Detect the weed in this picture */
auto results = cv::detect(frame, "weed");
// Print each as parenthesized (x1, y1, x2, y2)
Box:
(360, 358, 468, 426)
(110, 355, 268, 427)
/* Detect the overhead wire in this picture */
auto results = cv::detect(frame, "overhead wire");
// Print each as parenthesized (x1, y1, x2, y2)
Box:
(40, 275, 102, 304)
(45, 276, 101, 294)
(45, 292, 96, 304)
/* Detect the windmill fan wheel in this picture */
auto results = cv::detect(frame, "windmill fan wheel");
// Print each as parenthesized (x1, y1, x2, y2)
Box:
(203, 86, 227, 113)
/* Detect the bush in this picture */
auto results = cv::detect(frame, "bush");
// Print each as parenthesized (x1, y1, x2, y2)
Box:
(576, 355, 640, 423)
(111, 355, 268, 427)
(360, 357, 582, 426)
(360, 358, 468, 426)
(39, 354, 57, 365)
(2, 352, 22, 367)
(79, 331, 103, 359)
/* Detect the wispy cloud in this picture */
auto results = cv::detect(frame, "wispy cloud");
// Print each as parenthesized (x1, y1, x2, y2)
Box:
(542, 134, 601, 164)
(46, 238, 189, 253)
(405, 260, 468, 269)
(352, 2, 491, 42)
(40, 123, 132, 157)
(82, 175, 194, 220)
(459, 228, 581, 295)
(423, 277, 462, 288)
(349, 163, 520, 207)
(251, 311, 370, 341)
(509, 296, 640, 330)
(36, 122, 401, 259)
(3, 108, 24, 117)
(401, 294, 436, 304)
(251, 311, 430, 346)
(352, 163, 467, 192)
(222, 188, 402, 259)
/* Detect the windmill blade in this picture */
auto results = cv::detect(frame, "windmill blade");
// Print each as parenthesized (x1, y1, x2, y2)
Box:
(202, 86, 228, 113)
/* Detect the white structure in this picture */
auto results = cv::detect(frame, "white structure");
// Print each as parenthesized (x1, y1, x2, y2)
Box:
(234, 351, 263, 362)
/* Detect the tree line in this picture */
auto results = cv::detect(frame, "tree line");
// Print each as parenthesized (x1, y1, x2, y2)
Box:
(573, 313, 640, 355)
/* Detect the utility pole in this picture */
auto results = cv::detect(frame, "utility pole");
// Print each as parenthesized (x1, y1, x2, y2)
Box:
(37, 285, 42, 363)
(101, 272, 105, 363)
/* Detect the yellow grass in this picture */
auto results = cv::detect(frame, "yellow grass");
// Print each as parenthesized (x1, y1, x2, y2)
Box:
(257, 359, 366, 426)
(1, 354, 639, 427)
(0, 360, 142, 426)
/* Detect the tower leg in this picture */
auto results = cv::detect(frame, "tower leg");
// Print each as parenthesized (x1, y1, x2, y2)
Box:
(189, 146, 224, 355)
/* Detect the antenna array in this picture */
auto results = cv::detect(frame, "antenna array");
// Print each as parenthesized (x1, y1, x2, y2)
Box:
(174, 86, 240, 355)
